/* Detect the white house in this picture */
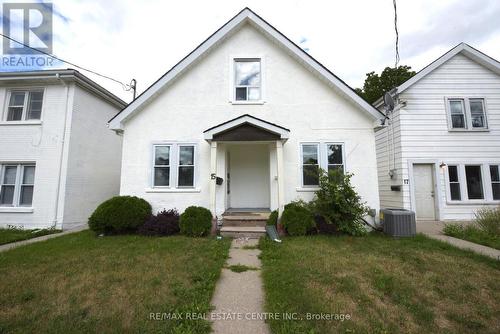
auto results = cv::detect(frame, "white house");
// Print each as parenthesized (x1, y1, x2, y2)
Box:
(109, 8, 383, 227)
(0, 69, 126, 230)
(375, 43, 500, 221)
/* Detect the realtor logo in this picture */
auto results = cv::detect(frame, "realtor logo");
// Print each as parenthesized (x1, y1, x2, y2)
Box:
(2, 2, 53, 54)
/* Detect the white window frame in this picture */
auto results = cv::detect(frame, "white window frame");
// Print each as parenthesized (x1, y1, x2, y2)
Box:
(0, 163, 36, 207)
(444, 163, 500, 204)
(3, 88, 45, 122)
(152, 144, 172, 188)
(177, 145, 196, 188)
(489, 164, 500, 201)
(150, 142, 198, 190)
(445, 97, 488, 131)
(229, 55, 265, 105)
(299, 142, 346, 188)
(446, 165, 461, 201)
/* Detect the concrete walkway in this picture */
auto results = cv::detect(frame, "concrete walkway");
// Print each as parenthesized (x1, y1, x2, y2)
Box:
(417, 220, 500, 260)
(210, 238, 270, 334)
(0, 224, 88, 253)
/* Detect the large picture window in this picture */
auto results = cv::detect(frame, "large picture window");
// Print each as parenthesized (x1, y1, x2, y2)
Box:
(6, 90, 43, 121)
(0, 164, 36, 207)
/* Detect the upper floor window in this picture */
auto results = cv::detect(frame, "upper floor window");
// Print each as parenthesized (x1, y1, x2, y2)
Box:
(234, 59, 261, 101)
(0, 164, 35, 207)
(6, 90, 44, 121)
(447, 97, 487, 130)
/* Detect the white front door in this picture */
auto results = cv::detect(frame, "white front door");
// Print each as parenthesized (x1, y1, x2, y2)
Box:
(413, 164, 436, 220)
(228, 144, 270, 209)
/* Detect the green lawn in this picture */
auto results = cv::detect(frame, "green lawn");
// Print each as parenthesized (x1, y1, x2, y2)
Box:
(443, 224, 500, 250)
(0, 231, 230, 333)
(0, 228, 61, 245)
(260, 234, 500, 334)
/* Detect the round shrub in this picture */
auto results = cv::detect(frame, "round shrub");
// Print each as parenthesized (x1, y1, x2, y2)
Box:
(281, 201, 315, 236)
(267, 210, 278, 226)
(88, 196, 152, 234)
(179, 206, 212, 237)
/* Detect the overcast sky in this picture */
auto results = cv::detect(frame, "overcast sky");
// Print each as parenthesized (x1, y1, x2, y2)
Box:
(2, 0, 500, 102)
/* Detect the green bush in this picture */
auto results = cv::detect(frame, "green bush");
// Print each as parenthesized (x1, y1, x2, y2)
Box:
(267, 210, 278, 226)
(475, 206, 500, 236)
(281, 201, 315, 236)
(309, 169, 368, 236)
(88, 196, 152, 234)
(179, 206, 213, 237)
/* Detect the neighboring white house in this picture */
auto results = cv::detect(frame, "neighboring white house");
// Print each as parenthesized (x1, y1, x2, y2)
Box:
(0, 69, 126, 229)
(375, 43, 500, 221)
(109, 8, 383, 223)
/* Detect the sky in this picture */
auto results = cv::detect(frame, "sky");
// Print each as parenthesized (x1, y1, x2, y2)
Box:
(1, 0, 500, 102)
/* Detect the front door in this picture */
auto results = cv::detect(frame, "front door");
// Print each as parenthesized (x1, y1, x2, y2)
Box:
(413, 164, 436, 220)
(228, 144, 270, 209)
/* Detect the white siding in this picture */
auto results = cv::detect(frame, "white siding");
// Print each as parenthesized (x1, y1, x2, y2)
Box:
(0, 84, 70, 229)
(61, 85, 122, 229)
(120, 23, 380, 219)
(377, 53, 500, 220)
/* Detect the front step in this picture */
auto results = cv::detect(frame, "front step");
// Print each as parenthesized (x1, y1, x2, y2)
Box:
(220, 226, 266, 238)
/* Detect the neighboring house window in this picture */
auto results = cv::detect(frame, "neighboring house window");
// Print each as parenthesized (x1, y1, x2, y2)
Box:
(447, 165, 461, 201)
(447, 98, 487, 130)
(300, 143, 345, 187)
(153, 145, 171, 187)
(490, 165, 500, 200)
(178, 146, 195, 187)
(234, 59, 261, 101)
(464, 165, 483, 200)
(6, 90, 43, 121)
(0, 164, 35, 206)
(301, 144, 319, 186)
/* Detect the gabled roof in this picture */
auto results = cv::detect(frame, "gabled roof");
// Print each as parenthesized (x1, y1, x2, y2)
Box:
(203, 114, 290, 140)
(109, 7, 383, 131)
(374, 43, 500, 108)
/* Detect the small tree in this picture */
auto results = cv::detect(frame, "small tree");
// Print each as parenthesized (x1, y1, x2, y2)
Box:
(310, 169, 368, 236)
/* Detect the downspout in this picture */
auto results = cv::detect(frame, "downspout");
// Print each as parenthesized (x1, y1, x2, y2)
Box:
(52, 74, 72, 229)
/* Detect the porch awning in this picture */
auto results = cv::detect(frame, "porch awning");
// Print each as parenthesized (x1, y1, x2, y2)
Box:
(203, 114, 290, 141)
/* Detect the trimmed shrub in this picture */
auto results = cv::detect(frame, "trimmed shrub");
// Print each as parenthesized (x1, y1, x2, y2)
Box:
(309, 169, 368, 236)
(267, 210, 278, 226)
(138, 209, 180, 236)
(281, 201, 315, 236)
(179, 206, 212, 237)
(88, 196, 152, 234)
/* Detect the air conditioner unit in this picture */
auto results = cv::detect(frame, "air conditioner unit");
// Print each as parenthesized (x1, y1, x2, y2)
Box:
(380, 208, 416, 237)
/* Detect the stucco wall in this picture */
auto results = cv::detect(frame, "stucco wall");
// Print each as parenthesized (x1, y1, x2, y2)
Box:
(120, 23, 380, 218)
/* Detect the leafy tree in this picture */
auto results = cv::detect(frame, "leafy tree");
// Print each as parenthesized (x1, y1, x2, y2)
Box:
(355, 65, 416, 104)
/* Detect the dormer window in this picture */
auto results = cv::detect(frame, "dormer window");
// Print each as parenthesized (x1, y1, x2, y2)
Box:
(5, 89, 44, 121)
(234, 59, 261, 101)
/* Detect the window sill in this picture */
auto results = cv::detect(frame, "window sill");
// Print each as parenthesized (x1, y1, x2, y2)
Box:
(230, 100, 265, 105)
(0, 120, 42, 126)
(446, 200, 500, 205)
(0, 207, 34, 213)
(145, 187, 201, 193)
(296, 187, 319, 192)
(448, 128, 489, 132)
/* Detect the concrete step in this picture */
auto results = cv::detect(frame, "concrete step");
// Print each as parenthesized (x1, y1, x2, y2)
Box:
(223, 219, 267, 227)
(222, 212, 271, 220)
(220, 226, 266, 238)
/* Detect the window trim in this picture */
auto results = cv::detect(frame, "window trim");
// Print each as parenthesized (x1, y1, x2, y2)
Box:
(299, 142, 346, 188)
(151, 142, 197, 190)
(229, 55, 265, 104)
(446, 165, 461, 201)
(489, 165, 500, 201)
(3, 88, 45, 122)
(300, 143, 320, 188)
(444, 163, 500, 204)
(0, 163, 36, 208)
(177, 145, 196, 188)
(152, 144, 172, 188)
(445, 97, 489, 131)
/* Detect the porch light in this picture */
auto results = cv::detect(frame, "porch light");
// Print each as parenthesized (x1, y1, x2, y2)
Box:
(439, 162, 447, 169)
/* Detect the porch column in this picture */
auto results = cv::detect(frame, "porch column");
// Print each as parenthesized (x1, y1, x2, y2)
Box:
(276, 141, 285, 217)
(209, 141, 218, 216)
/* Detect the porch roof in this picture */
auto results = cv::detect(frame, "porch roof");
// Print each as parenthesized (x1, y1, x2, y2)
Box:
(203, 114, 290, 141)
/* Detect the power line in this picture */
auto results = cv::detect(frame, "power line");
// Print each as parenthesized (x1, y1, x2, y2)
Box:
(0, 33, 134, 92)
(393, 0, 400, 68)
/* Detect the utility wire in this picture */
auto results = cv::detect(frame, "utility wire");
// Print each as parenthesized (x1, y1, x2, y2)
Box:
(0, 33, 134, 91)
(393, 0, 400, 68)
